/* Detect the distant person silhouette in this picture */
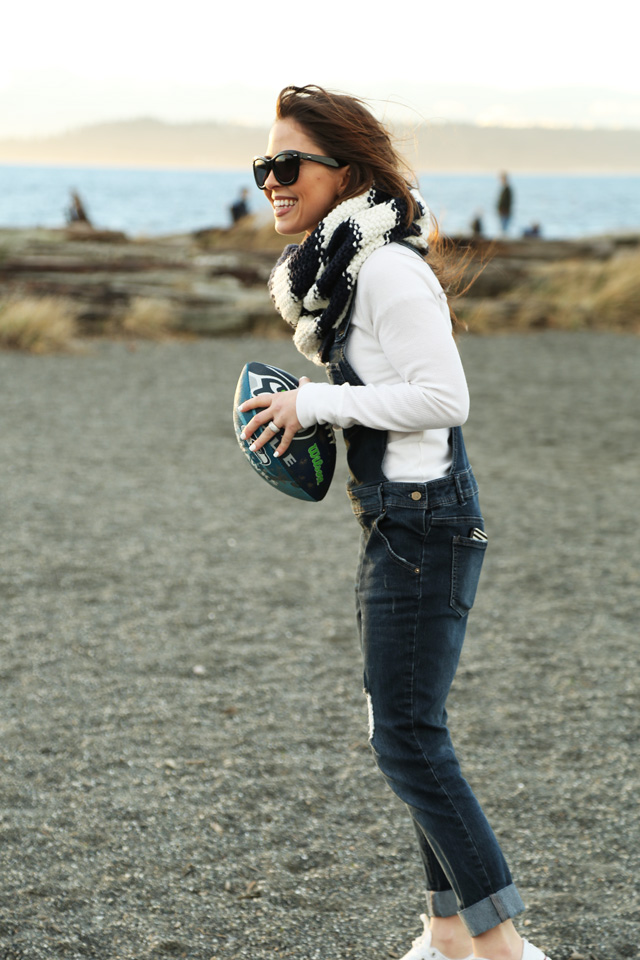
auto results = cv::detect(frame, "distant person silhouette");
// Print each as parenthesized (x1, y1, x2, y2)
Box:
(470, 212, 483, 239)
(523, 222, 541, 238)
(496, 172, 513, 234)
(66, 189, 91, 226)
(230, 188, 250, 224)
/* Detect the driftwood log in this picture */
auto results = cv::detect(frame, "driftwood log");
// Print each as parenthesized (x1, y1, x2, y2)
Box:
(0, 228, 278, 335)
(0, 226, 638, 336)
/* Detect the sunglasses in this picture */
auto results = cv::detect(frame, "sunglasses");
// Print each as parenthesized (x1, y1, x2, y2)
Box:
(252, 151, 342, 189)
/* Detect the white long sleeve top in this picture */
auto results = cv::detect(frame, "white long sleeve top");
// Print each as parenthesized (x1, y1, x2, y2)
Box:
(295, 242, 470, 483)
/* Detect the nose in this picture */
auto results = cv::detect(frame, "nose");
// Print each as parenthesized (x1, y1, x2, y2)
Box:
(264, 168, 279, 191)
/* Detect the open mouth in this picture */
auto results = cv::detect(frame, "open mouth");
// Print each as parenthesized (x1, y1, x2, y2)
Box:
(273, 198, 298, 216)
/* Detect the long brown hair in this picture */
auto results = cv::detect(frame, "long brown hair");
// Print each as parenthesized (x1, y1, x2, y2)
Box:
(275, 84, 475, 328)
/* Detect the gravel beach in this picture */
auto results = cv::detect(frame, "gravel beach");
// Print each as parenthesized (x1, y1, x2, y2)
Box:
(1, 331, 638, 960)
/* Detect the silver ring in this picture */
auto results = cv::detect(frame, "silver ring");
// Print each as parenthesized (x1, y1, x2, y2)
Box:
(266, 420, 280, 433)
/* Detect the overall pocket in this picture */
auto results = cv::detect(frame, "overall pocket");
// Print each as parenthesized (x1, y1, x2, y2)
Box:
(450, 532, 487, 616)
(372, 508, 424, 575)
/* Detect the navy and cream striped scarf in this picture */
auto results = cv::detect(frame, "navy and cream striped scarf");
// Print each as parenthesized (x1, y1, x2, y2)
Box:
(268, 187, 431, 365)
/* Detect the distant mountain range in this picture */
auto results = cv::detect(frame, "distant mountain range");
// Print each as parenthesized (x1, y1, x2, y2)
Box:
(1, 117, 639, 172)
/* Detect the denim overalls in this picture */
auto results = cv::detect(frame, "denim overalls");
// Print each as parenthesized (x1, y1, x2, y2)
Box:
(325, 249, 525, 936)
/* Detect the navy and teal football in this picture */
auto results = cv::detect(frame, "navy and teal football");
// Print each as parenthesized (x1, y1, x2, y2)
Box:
(233, 361, 336, 502)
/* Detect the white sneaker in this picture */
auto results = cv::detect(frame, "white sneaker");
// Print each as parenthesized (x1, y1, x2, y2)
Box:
(399, 914, 473, 960)
(520, 941, 553, 960)
(475, 939, 553, 960)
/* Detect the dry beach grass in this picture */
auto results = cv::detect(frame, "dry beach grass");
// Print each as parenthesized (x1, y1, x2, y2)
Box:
(458, 249, 640, 334)
(0, 297, 78, 354)
(1, 330, 639, 960)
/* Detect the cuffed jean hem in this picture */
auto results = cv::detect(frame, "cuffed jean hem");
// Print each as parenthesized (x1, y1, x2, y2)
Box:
(426, 889, 459, 918)
(459, 883, 525, 937)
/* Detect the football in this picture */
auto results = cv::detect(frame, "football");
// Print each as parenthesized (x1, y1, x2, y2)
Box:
(233, 361, 336, 502)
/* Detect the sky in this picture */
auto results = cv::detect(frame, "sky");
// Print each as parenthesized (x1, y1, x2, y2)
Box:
(3, 0, 640, 138)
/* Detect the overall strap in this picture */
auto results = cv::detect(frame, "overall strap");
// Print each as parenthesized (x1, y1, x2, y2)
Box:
(389, 240, 473, 479)
(325, 285, 387, 487)
(395, 238, 425, 257)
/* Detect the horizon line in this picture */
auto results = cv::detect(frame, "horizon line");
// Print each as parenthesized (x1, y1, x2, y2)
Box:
(3, 160, 640, 176)
(3, 115, 640, 142)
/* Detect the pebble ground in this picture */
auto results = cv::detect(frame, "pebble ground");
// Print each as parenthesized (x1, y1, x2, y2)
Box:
(1, 331, 638, 960)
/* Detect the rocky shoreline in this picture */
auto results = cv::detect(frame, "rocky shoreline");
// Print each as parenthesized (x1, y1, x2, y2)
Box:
(1, 221, 638, 342)
(0, 224, 278, 338)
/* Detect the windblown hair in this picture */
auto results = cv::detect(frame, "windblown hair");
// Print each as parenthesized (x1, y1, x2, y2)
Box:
(276, 84, 419, 224)
(275, 84, 475, 327)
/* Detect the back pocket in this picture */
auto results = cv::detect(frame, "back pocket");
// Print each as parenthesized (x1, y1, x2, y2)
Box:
(450, 534, 487, 616)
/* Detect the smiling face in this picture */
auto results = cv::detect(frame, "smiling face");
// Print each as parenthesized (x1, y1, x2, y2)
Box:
(262, 118, 350, 237)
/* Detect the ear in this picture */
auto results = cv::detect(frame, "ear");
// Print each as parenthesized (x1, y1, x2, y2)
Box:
(336, 164, 351, 196)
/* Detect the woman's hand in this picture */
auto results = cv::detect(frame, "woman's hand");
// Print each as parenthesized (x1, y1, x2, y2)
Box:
(238, 377, 311, 458)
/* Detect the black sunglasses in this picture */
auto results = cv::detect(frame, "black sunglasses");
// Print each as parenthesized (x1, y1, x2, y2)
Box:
(252, 151, 342, 189)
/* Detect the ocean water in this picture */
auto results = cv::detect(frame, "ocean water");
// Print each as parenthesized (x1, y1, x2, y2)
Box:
(2, 164, 639, 240)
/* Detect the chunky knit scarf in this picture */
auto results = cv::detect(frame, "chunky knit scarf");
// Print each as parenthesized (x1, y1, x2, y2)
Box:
(268, 188, 432, 365)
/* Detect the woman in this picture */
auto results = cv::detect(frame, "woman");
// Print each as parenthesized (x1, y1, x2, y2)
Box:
(239, 85, 552, 960)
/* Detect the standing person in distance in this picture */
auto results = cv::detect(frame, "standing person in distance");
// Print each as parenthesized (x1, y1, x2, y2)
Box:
(229, 187, 251, 224)
(239, 85, 552, 960)
(497, 172, 513, 234)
